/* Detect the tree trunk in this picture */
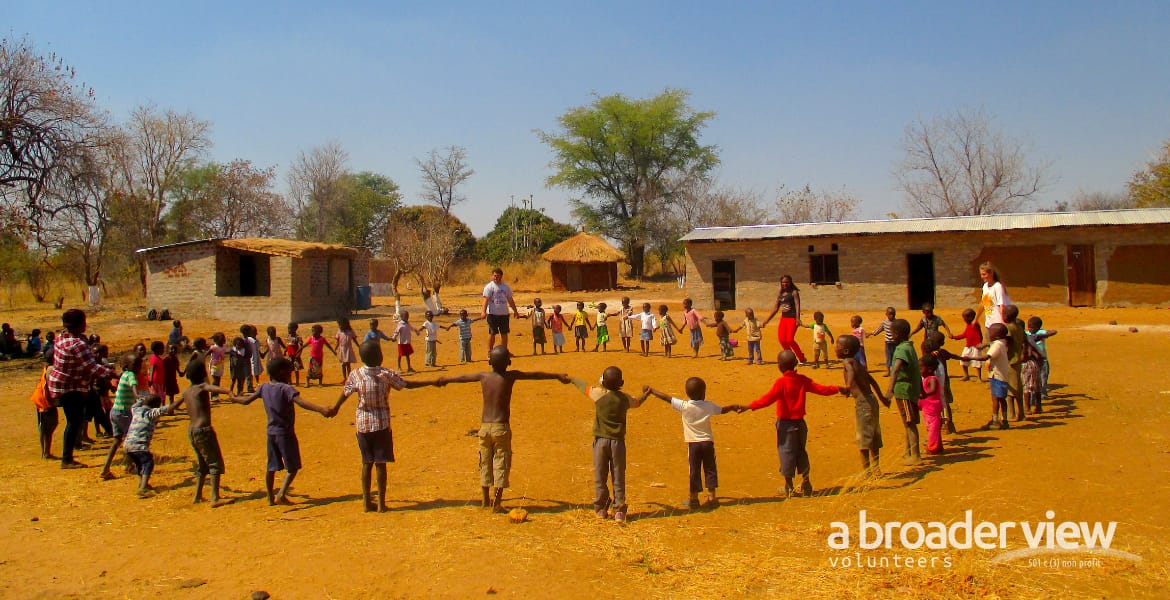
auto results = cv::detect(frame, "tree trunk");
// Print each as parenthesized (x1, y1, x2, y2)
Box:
(627, 240, 646, 278)
(391, 270, 404, 317)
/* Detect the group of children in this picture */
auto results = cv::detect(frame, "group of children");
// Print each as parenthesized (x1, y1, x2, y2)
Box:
(33, 297, 1058, 522)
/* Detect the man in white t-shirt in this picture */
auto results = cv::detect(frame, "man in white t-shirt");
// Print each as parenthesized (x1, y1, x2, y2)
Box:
(481, 268, 520, 354)
(643, 378, 737, 510)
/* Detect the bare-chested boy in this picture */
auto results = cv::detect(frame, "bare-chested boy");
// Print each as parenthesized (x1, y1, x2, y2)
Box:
(436, 345, 571, 511)
(183, 358, 237, 507)
(836, 336, 889, 475)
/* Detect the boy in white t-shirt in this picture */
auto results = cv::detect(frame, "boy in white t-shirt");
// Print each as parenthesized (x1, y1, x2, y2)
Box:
(421, 311, 441, 367)
(643, 378, 737, 510)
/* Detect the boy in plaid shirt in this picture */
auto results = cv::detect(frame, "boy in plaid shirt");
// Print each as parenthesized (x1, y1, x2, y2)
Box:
(332, 341, 441, 512)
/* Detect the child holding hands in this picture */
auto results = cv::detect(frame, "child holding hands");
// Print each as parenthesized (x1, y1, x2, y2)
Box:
(643, 378, 736, 509)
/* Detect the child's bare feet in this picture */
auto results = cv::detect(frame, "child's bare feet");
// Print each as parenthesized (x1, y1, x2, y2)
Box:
(211, 499, 233, 508)
(273, 494, 293, 506)
(99, 471, 116, 481)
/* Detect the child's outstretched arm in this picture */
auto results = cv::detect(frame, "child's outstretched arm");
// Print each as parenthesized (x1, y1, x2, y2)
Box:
(909, 322, 924, 337)
(293, 394, 332, 417)
(436, 373, 486, 387)
(511, 371, 573, 384)
(232, 390, 263, 405)
(642, 385, 673, 403)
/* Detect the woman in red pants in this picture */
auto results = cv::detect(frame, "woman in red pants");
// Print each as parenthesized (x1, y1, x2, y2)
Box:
(761, 274, 807, 364)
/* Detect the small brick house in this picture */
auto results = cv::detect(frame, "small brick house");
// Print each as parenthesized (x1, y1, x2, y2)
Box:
(681, 209, 1170, 311)
(136, 238, 370, 323)
(542, 231, 626, 291)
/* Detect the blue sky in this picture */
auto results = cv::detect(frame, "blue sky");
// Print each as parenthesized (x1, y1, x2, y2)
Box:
(8, 1, 1170, 234)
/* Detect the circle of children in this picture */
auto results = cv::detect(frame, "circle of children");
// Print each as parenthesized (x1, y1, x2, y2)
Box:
(21, 262, 1056, 522)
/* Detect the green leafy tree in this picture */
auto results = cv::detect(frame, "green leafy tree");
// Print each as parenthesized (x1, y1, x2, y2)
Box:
(477, 205, 576, 264)
(538, 89, 719, 277)
(331, 171, 402, 253)
(1128, 140, 1170, 207)
(166, 159, 291, 240)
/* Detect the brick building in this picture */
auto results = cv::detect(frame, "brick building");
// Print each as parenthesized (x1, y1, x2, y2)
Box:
(136, 238, 370, 323)
(681, 209, 1170, 311)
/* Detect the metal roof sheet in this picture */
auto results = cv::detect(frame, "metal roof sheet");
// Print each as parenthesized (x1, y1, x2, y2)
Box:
(680, 208, 1170, 242)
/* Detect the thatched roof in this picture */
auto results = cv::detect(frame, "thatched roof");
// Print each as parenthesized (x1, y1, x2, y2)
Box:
(541, 232, 626, 264)
(136, 238, 363, 258)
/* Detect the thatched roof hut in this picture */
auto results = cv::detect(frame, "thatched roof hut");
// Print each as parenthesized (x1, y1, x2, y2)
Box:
(541, 232, 626, 291)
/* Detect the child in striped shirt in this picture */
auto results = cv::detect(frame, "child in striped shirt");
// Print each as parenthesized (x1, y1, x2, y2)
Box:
(100, 352, 142, 480)
(870, 307, 897, 376)
(444, 309, 482, 364)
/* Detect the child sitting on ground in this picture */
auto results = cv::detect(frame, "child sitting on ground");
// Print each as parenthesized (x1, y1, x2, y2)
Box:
(571, 366, 646, 524)
(123, 393, 184, 497)
(736, 350, 845, 497)
(952, 308, 984, 382)
(233, 357, 333, 505)
(806, 311, 835, 369)
(436, 346, 570, 512)
(885, 319, 923, 465)
(919, 356, 944, 455)
(183, 358, 236, 507)
(642, 378, 736, 510)
(836, 336, 889, 475)
(333, 341, 442, 512)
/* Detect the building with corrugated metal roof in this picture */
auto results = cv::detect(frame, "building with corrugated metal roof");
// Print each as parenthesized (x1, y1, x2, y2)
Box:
(681, 208, 1170, 311)
(136, 238, 370, 323)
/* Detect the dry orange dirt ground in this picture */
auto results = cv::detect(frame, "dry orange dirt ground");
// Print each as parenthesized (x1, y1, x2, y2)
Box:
(1, 284, 1168, 599)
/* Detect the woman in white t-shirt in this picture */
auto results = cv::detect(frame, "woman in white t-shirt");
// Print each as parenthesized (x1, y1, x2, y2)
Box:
(979, 262, 1011, 328)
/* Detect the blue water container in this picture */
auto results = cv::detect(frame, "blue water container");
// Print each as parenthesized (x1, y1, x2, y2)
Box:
(355, 286, 372, 310)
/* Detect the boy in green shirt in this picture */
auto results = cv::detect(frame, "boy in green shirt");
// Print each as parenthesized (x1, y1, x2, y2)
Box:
(884, 319, 922, 465)
(572, 366, 646, 524)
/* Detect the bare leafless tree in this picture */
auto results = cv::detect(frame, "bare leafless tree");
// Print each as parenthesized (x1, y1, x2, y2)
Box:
(1, 36, 104, 239)
(896, 108, 1047, 216)
(413, 212, 462, 313)
(646, 176, 769, 275)
(381, 212, 424, 316)
(416, 145, 473, 216)
(169, 160, 291, 239)
(772, 184, 860, 224)
(289, 142, 348, 240)
(1068, 190, 1135, 211)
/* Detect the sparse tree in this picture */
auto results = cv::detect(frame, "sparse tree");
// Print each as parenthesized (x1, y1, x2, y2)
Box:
(477, 205, 577, 264)
(416, 145, 473, 216)
(381, 211, 424, 316)
(1, 36, 104, 241)
(647, 177, 769, 275)
(896, 108, 1046, 217)
(1063, 190, 1135, 212)
(331, 171, 401, 253)
(1128, 140, 1170, 207)
(289, 142, 348, 241)
(167, 159, 292, 240)
(539, 89, 719, 277)
(772, 184, 860, 224)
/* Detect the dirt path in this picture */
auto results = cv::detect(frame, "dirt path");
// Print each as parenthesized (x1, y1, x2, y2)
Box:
(1, 295, 1167, 599)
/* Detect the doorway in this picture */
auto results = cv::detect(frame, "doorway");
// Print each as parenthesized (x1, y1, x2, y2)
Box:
(566, 265, 583, 291)
(906, 253, 935, 309)
(712, 260, 736, 310)
(240, 255, 257, 296)
(1067, 245, 1096, 306)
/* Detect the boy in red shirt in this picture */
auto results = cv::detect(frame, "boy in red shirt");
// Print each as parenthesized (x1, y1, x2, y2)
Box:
(730, 350, 844, 498)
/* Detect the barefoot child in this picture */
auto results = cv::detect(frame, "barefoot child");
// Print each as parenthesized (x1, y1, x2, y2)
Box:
(1004, 305, 1027, 421)
(732, 308, 763, 365)
(806, 311, 834, 369)
(680, 298, 705, 358)
(919, 356, 944, 455)
(643, 378, 735, 509)
(529, 299, 548, 355)
(836, 336, 888, 475)
(617, 297, 634, 352)
(436, 346, 571, 511)
(628, 302, 657, 356)
(303, 324, 335, 386)
(208, 333, 228, 392)
(548, 305, 567, 354)
(332, 341, 441, 512)
(363, 319, 394, 347)
(849, 315, 868, 370)
(739, 350, 844, 497)
(31, 352, 58, 460)
(871, 307, 897, 376)
(336, 318, 359, 380)
(163, 343, 182, 403)
(571, 366, 645, 523)
(443, 309, 481, 363)
(658, 304, 678, 357)
(233, 357, 332, 505)
(147, 341, 166, 399)
(884, 319, 922, 465)
(952, 309, 984, 382)
(910, 302, 954, 340)
(421, 311, 441, 367)
(976, 323, 1011, 430)
(123, 393, 183, 497)
(229, 337, 249, 395)
(570, 302, 591, 352)
(592, 302, 616, 352)
(1026, 316, 1058, 410)
(99, 352, 142, 479)
(285, 324, 304, 385)
(183, 359, 236, 507)
(393, 310, 421, 374)
(707, 311, 734, 360)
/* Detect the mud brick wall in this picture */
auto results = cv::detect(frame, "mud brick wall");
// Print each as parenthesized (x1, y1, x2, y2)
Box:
(684, 224, 1170, 311)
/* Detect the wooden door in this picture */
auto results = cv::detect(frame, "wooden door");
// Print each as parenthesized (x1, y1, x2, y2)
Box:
(566, 265, 583, 291)
(1067, 245, 1096, 306)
